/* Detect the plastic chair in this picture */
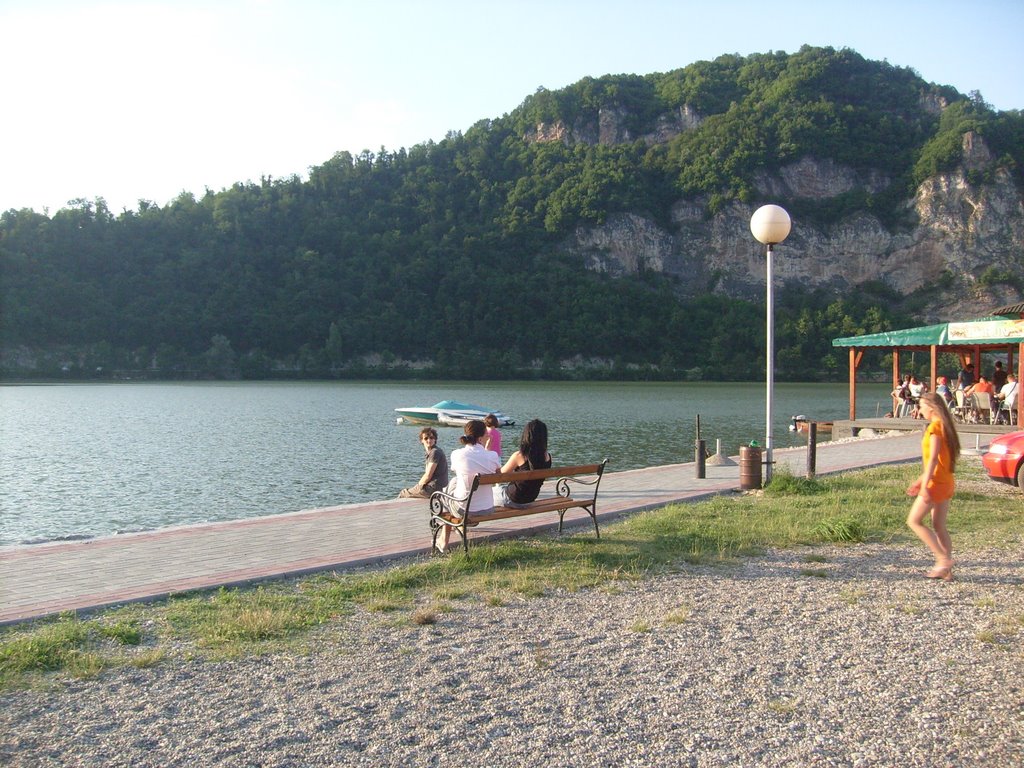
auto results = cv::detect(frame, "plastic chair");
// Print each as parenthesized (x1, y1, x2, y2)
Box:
(973, 392, 993, 424)
(997, 390, 1018, 425)
(995, 387, 1019, 430)
(951, 390, 970, 422)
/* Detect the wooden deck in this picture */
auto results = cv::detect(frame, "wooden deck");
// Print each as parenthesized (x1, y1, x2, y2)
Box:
(832, 418, 1018, 440)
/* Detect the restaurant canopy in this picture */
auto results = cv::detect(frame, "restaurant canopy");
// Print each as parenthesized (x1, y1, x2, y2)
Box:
(832, 313, 1024, 422)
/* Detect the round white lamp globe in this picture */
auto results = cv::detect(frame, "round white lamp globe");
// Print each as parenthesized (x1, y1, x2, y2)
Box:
(750, 204, 792, 245)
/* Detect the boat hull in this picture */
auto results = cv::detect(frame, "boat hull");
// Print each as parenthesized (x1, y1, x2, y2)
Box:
(394, 409, 444, 426)
(395, 400, 515, 427)
(789, 417, 833, 434)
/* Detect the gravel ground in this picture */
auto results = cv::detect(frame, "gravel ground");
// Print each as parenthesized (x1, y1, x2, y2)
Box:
(3, 538, 1023, 767)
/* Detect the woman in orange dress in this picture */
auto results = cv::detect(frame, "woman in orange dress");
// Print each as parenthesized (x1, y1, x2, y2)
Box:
(906, 392, 960, 580)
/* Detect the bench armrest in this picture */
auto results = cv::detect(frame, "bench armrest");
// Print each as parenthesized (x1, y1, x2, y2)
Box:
(428, 488, 469, 519)
(555, 473, 598, 497)
(557, 458, 607, 499)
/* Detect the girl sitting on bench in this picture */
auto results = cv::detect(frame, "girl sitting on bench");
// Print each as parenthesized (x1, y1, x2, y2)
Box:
(493, 419, 552, 508)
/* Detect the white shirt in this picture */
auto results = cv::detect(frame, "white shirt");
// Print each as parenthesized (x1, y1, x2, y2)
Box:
(449, 443, 501, 513)
(999, 380, 1018, 406)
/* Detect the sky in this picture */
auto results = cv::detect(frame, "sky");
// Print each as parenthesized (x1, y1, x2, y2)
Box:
(2, 0, 1022, 216)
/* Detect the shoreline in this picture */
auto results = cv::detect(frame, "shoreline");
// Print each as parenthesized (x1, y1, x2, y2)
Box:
(1, 430, 922, 550)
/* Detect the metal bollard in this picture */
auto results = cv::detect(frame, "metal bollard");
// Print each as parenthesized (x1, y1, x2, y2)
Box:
(806, 422, 817, 479)
(695, 439, 706, 478)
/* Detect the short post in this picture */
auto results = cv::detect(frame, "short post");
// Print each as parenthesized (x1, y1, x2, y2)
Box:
(695, 439, 706, 478)
(806, 422, 817, 479)
(739, 444, 762, 490)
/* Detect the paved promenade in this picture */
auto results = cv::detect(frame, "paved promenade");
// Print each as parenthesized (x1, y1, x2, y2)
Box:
(0, 432, 957, 625)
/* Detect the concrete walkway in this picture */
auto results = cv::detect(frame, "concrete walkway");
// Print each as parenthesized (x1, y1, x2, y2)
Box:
(0, 432, 954, 625)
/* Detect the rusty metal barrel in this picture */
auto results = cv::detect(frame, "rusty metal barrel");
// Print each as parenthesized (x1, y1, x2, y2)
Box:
(739, 445, 762, 490)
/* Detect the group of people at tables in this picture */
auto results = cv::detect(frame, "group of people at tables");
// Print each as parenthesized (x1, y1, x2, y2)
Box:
(892, 361, 1018, 424)
(397, 414, 553, 553)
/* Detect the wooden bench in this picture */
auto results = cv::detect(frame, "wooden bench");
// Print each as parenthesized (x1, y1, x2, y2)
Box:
(428, 460, 608, 553)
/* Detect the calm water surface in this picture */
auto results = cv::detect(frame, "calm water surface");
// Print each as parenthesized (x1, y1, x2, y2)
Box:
(0, 381, 891, 545)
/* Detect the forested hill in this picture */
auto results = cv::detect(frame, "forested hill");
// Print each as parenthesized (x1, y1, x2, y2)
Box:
(2, 46, 1023, 381)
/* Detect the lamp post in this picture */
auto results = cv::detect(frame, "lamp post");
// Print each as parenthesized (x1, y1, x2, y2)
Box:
(750, 204, 792, 484)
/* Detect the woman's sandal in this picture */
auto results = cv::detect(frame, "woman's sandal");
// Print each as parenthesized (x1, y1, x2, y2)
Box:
(925, 565, 954, 581)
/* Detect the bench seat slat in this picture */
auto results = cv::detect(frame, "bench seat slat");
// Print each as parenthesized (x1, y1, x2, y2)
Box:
(469, 497, 592, 523)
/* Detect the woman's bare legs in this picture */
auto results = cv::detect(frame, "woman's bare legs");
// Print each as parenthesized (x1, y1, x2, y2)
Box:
(907, 496, 953, 569)
(930, 501, 952, 565)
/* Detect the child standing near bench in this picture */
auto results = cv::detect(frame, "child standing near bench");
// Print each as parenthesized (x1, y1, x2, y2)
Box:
(494, 419, 552, 508)
(482, 413, 502, 457)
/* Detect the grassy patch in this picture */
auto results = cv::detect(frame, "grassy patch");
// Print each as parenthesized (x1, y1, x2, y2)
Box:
(410, 609, 438, 626)
(664, 605, 691, 625)
(813, 517, 866, 543)
(839, 588, 868, 606)
(162, 587, 317, 649)
(1, 460, 1015, 689)
(976, 613, 1024, 646)
(766, 697, 799, 714)
(0, 618, 90, 683)
(130, 649, 166, 669)
(765, 469, 826, 496)
(799, 569, 829, 578)
(98, 620, 143, 646)
(532, 644, 553, 669)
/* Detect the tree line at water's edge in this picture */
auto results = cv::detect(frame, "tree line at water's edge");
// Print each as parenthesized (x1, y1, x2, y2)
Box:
(2, 46, 1022, 383)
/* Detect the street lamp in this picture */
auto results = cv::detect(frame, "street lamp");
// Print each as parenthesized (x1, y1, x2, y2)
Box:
(750, 204, 792, 484)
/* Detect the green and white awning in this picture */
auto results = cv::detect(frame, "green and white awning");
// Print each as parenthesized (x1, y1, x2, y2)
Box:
(833, 317, 1024, 348)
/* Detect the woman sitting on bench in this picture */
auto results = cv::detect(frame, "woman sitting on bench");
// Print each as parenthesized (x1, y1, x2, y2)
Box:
(435, 420, 501, 553)
(493, 419, 552, 508)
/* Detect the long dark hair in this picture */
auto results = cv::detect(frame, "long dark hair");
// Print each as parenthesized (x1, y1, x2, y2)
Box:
(460, 419, 486, 445)
(920, 392, 961, 472)
(518, 419, 548, 467)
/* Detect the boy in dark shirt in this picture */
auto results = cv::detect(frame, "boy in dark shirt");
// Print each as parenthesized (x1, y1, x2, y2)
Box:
(398, 427, 449, 498)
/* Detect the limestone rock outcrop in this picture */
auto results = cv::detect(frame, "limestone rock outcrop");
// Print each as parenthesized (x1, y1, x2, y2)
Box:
(562, 132, 1024, 320)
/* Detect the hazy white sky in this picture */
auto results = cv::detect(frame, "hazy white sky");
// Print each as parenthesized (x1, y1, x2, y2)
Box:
(2, 0, 1021, 215)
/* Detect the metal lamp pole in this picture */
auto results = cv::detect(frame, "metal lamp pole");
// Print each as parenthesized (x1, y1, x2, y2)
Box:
(750, 205, 792, 485)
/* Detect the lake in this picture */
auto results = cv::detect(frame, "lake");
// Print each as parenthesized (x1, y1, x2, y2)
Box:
(0, 380, 891, 545)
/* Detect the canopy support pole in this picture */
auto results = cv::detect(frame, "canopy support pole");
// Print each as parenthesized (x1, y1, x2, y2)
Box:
(848, 348, 863, 419)
(891, 347, 902, 416)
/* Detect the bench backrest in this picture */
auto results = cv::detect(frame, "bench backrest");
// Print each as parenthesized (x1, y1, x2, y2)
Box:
(472, 462, 606, 490)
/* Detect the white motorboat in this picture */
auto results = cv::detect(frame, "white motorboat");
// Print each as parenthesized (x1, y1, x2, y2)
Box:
(394, 400, 515, 427)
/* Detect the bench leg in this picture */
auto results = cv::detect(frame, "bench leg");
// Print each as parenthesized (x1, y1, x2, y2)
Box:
(556, 506, 600, 539)
(431, 523, 441, 554)
(430, 517, 468, 555)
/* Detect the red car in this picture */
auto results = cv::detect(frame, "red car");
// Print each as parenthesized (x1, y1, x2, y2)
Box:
(982, 430, 1024, 490)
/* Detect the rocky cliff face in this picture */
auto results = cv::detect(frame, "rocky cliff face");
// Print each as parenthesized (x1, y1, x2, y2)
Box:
(561, 131, 1024, 320)
(525, 104, 704, 147)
